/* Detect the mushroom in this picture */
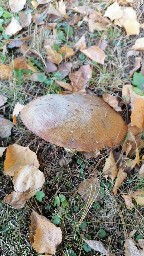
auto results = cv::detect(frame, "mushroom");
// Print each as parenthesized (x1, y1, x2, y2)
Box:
(21, 93, 127, 152)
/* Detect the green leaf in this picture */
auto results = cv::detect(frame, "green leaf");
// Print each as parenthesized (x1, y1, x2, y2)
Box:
(80, 221, 87, 231)
(133, 87, 144, 96)
(97, 228, 107, 239)
(66, 249, 77, 256)
(136, 234, 143, 241)
(52, 214, 61, 225)
(37, 73, 47, 82)
(3, 11, 11, 19)
(54, 195, 61, 207)
(0, 7, 4, 17)
(35, 191, 45, 202)
(83, 243, 92, 252)
(57, 30, 65, 41)
(133, 72, 144, 90)
(59, 194, 66, 202)
(63, 24, 73, 38)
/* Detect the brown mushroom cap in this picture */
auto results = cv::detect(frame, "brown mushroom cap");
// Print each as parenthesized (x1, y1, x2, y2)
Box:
(21, 93, 127, 152)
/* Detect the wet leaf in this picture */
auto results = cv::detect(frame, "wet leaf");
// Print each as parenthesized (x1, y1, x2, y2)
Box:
(9, 0, 26, 13)
(78, 176, 100, 202)
(103, 151, 118, 181)
(59, 45, 75, 59)
(5, 17, 22, 36)
(132, 38, 144, 51)
(29, 211, 62, 254)
(113, 168, 127, 195)
(102, 93, 122, 112)
(4, 144, 40, 176)
(46, 46, 62, 64)
(83, 239, 109, 255)
(81, 45, 106, 65)
(0, 116, 13, 138)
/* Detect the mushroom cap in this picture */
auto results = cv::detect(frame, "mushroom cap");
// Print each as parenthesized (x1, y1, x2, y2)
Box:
(21, 93, 127, 152)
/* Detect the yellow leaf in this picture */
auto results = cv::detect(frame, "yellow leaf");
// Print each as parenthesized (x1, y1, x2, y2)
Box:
(113, 168, 127, 195)
(131, 98, 144, 129)
(104, 2, 123, 21)
(31, 0, 39, 9)
(4, 144, 40, 176)
(30, 211, 62, 254)
(103, 151, 118, 181)
(81, 45, 106, 65)
(0, 64, 12, 80)
(59, 45, 75, 59)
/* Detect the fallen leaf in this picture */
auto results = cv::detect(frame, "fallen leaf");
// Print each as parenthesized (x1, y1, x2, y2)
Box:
(47, 3, 64, 17)
(19, 12, 32, 27)
(58, 62, 72, 79)
(139, 164, 144, 178)
(30, 211, 62, 254)
(3, 190, 31, 209)
(5, 17, 22, 36)
(113, 168, 127, 195)
(122, 194, 134, 209)
(56, 0, 68, 19)
(131, 190, 144, 206)
(9, 0, 26, 13)
(0, 94, 7, 107)
(55, 80, 72, 91)
(59, 45, 75, 59)
(125, 238, 144, 256)
(83, 239, 109, 255)
(78, 176, 100, 202)
(104, 2, 123, 21)
(45, 60, 57, 73)
(69, 65, 92, 91)
(132, 38, 144, 51)
(46, 46, 62, 64)
(131, 98, 144, 129)
(0, 64, 12, 80)
(81, 45, 106, 65)
(0, 147, 7, 157)
(12, 56, 28, 69)
(4, 144, 40, 176)
(13, 102, 25, 125)
(129, 57, 141, 77)
(102, 93, 122, 112)
(103, 151, 118, 181)
(8, 39, 24, 49)
(128, 124, 143, 136)
(0, 116, 13, 138)
(74, 35, 87, 51)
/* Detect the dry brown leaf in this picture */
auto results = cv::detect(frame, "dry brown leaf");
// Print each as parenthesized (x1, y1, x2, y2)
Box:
(113, 168, 127, 195)
(30, 211, 62, 254)
(132, 38, 144, 51)
(4, 144, 39, 176)
(74, 35, 86, 51)
(3, 190, 31, 209)
(69, 65, 92, 92)
(125, 238, 144, 256)
(129, 57, 141, 77)
(131, 190, 144, 206)
(45, 60, 57, 73)
(128, 124, 143, 136)
(59, 45, 75, 59)
(122, 194, 134, 209)
(0, 94, 7, 107)
(139, 164, 144, 178)
(58, 62, 72, 79)
(102, 93, 122, 112)
(5, 17, 22, 36)
(78, 176, 100, 202)
(81, 45, 106, 65)
(131, 98, 144, 129)
(13, 102, 25, 125)
(9, 0, 26, 13)
(104, 2, 123, 21)
(56, 0, 68, 19)
(83, 239, 109, 255)
(0, 147, 7, 157)
(55, 80, 72, 91)
(103, 151, 118, 181)
(46, 46, 62, 64)
(0, 116, 13, 138)
(19, 12, 32, 27)
(0, 64, 12, 80)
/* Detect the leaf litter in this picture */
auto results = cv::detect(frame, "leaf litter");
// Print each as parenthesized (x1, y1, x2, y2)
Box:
(1, 0, 144, 255)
